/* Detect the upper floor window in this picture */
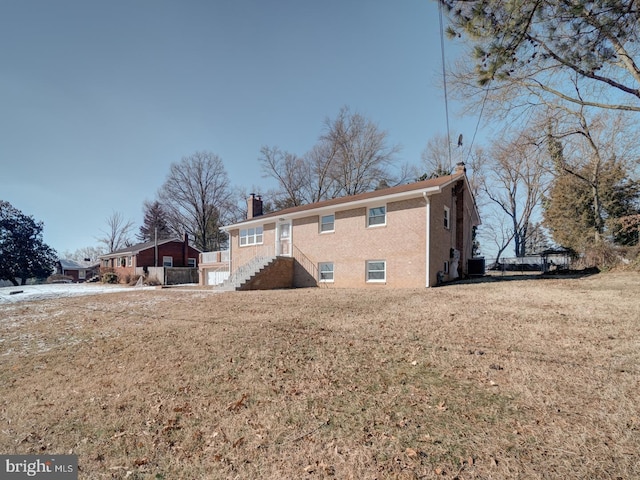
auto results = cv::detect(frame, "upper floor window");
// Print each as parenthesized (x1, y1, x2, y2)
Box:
(240, 226, 263, 246)
(444, 206, 450, 229)
(368, 206, 386, 227)
(320, 214, 335, 233)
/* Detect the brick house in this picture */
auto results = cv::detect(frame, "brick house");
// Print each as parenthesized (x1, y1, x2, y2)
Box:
(204, 163, 480, 289)
(99, 234, 200, 284)
(56, 259, 100, 282)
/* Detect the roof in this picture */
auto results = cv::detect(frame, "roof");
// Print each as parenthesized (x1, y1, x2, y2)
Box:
(224, 172, 478, 230)
(58, 259, 99, 270)
(99, 237, 201, 259)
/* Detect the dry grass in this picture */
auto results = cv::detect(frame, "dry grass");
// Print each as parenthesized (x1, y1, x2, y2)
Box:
(1, 273, 639, 479)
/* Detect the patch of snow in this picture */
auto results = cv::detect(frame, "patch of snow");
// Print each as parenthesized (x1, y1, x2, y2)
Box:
(0, 284, 154, 305)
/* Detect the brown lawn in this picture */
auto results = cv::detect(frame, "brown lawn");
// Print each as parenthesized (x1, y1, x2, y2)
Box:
(0, 272, 639, 479)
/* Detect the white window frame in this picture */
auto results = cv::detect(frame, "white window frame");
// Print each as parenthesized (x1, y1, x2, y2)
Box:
(366, 260, 386, 283)
(320, 214, 335, 233)
(444, 206, 450, 229)
(367, 205, 387, 227)
(319, 262, 334, 283)
(163, 256, 173, 267)
(187, 258, 196, 267)
(127, 256, 132, 267)
(240, 226, 264, 246)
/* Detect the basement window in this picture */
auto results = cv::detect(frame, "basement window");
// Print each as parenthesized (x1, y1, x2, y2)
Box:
(319, 262, 334, 282)
(366, 260, 386, 283)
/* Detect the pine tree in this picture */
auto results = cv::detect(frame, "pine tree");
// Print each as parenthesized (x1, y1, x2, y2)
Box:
(138, 200, 172, 243)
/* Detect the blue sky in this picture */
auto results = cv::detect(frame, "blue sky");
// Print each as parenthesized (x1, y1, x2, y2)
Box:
(1, 0, 482, 255)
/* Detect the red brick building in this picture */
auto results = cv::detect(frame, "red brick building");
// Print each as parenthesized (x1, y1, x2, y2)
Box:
(100, 235, 200, 284)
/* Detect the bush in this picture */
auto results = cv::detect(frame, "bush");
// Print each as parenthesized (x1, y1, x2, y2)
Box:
(145, 276, 161, 286)
(101, 272, 119, 284)
(128, 275, 144, 286)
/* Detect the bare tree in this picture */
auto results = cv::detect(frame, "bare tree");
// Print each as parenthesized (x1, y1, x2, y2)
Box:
(158, 151, 233, 252)
(258, 107, 406, 207)
(420, 134, 454, 179)
(482, 128, 549, 257)
(61, 246, 106, 263)
(320, 106, 402, 196)
(258, 146, 307, 208)
(97, 211, 134, 253)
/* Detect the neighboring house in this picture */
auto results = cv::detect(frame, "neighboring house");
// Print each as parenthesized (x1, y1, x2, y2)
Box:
(99, 234, 201, 284)
(56, 259, 100, 282)
(206, 163, 480, 290)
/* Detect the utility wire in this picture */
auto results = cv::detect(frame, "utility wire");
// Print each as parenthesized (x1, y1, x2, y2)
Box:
(438, 0, 453, 171)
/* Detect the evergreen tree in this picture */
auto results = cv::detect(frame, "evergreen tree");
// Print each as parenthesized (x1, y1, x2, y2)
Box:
(0, 201, 58, 286)
(138, 200, 172, 243)
(543, 162, 640, 251)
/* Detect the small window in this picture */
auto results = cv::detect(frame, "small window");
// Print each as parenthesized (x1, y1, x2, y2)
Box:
(444, 261, 449, 274)
(368, 206, 386, 227)
(163, 256, 173, 267)
(127, 256, 132, 267)
(320, 214, 335, 233)
(444, 206, 450, 229)
(188, 258, 196, 267)
(319, 262, 334, 282)
(366, 260, 386, 282)
(240, 226, 264, 246)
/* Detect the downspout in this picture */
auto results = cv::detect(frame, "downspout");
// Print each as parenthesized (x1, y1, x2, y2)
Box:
(423, 192, 431, 288)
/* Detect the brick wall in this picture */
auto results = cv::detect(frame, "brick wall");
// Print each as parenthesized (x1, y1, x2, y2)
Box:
(225, 179, 477, 289)
(240, 257, 294, 290)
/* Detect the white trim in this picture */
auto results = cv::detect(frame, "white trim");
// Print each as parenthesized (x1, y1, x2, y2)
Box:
(424, 193, 431, 288)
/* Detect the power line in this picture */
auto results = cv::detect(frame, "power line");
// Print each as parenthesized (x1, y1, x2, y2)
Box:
(437, 0, 453, 171)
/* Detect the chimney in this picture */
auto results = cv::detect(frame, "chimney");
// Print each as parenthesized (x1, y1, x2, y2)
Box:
(247, 193, 263, 220)
(183, 233, 188, 266)
(455, 162, 466, 175)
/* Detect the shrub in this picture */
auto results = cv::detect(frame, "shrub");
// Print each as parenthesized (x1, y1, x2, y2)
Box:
(101, 272, 119, 284)
(145, 276, 161, 286)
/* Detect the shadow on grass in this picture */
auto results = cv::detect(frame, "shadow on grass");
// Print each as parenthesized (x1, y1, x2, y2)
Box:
(449, 267, 601, 285)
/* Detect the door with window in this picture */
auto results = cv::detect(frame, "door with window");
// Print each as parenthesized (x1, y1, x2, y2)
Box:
(277, 221, 292, 256)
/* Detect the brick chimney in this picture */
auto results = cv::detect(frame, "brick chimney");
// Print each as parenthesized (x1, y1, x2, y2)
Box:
(247, 193, 263, 219)
(183, 233, 188, 266)
(455, 162, 466, 175)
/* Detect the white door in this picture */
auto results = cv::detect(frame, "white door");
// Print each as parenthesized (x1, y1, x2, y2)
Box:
(277, 221, 292, 256)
